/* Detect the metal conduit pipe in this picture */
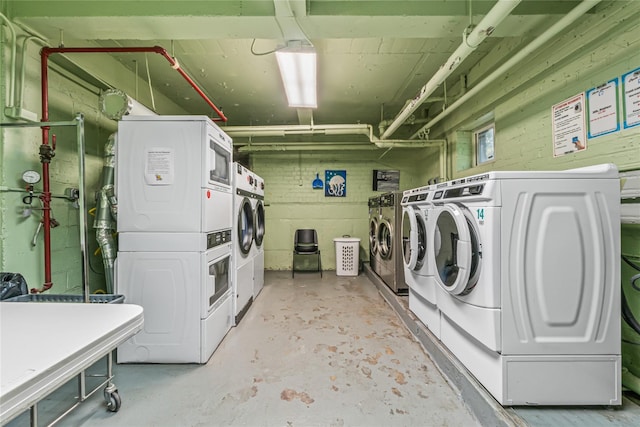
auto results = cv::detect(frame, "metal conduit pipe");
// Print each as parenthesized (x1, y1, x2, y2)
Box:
(239, 144, 378, 153)
(0, 13, 17, 109)
(380, 0, 522, 140)
(93, 133, 118, 293)
(410, 0, 603, 139)
(223, 124, 372, 139)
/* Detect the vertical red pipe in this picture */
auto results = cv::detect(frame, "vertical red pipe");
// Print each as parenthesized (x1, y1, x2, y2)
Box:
(34, 49, 53, 292)
(34, 45, 227, 292)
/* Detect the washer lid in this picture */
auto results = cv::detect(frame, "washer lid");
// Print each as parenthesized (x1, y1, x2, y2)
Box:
(433, 204, 481, 295)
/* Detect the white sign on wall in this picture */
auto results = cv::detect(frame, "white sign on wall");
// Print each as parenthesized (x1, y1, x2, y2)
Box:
(552, 93, 587, 157)
(586, 78, 620, 139)
(622, 67, 640, 129)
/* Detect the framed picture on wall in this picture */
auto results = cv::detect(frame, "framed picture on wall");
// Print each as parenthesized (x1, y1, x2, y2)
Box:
(325, 170, 346, 197)
(372, 169, 400, 191)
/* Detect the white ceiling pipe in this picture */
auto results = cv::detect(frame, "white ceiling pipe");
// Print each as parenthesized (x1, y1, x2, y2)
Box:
(238, 144, 378, 153)
(410, 0, 603, 140)
(373, 139, 445, 149)
(223, 123, 372, 137)
(380, 0, 522, 140)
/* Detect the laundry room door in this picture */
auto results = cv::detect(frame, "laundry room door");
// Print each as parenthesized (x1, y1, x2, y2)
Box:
(432, 205, 481, 295)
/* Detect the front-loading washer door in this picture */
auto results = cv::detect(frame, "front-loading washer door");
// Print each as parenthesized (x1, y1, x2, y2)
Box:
(237, 197, 254, 256)
(254, 200, 265, 248)
(377, 219, 393, 260)
(402, 206, 427, 271)
(369, 217, 378, 256)
(433, 204, 481, 295)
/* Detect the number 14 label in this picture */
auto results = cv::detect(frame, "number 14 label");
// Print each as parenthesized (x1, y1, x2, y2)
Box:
(477, 209, 485, 221)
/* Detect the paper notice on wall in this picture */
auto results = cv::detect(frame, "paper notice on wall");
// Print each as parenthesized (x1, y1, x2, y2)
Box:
(145, 148, 174, 185)
(587, 78, 620, 138)
(552, 93, 587, 157)
(622, 67, 640, 129)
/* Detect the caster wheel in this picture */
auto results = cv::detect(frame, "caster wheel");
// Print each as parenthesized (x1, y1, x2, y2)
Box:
(105, 390, 121, 412)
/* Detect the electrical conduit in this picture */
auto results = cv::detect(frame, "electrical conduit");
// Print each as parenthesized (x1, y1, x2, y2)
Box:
(410, 0, 603, 140)
(380, 0, 522, 140)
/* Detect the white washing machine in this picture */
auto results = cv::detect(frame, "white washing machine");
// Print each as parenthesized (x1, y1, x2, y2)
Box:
(429, 164, 621, 405)
(232, 163, 257, 325)
(368, 196, 381, 275)
(401, 185, 440, 338)
(252, 172, 266, 299)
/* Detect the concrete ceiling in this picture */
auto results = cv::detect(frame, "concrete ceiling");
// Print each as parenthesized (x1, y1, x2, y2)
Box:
(7, 0, 586, 140)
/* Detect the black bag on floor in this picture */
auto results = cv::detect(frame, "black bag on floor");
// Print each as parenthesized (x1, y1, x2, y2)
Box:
(0, 272, 29, 300)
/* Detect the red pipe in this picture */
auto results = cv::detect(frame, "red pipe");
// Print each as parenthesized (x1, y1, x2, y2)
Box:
(33, 45, 228, 293)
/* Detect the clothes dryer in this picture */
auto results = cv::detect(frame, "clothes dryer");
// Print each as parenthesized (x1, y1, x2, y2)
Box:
(401, 185, 439, 337)
(377, 191, 406, 293)
(232, 163, 256, 325)
(117, 115, 232, 234)
(252, 172, 266, 299)
(117, 231, 233, 364)
(429, 164, 621, 405)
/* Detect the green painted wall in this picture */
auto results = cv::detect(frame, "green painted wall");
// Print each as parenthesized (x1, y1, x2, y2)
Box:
(251, 148, 438, 271)
(430, 0, 640, 176)
(0, 24, 187, 293)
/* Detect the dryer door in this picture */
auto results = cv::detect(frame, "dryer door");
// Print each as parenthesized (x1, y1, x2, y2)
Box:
(402, 206, 427, 271)
(369, 217, 378, 256)
(433, 204, 481, 295)
(377, 219, 393, 260)
(237, 197, 254, 256)
(254, 200, 265, 248)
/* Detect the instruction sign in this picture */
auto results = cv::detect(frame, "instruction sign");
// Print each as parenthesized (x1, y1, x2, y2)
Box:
(552, 93, 587, 157)
(622, 67, 640, 129)
(586, 78, 619, 138)
(145, 148, 175, 185)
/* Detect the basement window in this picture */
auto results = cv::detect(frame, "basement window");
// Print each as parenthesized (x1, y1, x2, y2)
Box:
(474, 123, 495, 165)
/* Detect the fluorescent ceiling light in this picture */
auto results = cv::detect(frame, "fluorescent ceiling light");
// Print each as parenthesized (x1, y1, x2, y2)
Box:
(276, 44, 317, 108)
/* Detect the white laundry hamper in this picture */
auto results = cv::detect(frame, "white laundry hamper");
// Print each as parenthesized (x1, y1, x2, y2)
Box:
(333, 237, 361, 276)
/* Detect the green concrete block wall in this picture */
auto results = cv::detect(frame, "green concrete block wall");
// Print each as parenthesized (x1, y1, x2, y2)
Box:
(432, 0, 640, 176)
(0, 24, 188, 293)
(251, 150, 435, 271)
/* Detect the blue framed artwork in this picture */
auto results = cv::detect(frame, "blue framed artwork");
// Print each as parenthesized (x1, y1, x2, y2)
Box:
(325, 170, 346, 197)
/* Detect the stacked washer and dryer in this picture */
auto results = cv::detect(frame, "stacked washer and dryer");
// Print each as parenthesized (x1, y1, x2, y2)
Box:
(424, 164, 621, 405)
(116, 116, 234, 364)
(232, 162, 265, 325)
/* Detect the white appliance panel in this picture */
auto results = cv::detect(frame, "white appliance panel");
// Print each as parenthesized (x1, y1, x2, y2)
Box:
(116, 251, 201, 363)
(254, 251, 265, 297)
(234, 259, 254, 319)
(201, 293, 233, 362)
(501, 179, 621, 355)
(117, 116, 232, 233)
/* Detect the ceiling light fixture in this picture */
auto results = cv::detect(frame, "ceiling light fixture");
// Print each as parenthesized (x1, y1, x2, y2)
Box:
(275, 41, 317, 108)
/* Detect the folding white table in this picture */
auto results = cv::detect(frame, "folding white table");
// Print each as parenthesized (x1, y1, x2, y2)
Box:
(0, 302, 143, 425)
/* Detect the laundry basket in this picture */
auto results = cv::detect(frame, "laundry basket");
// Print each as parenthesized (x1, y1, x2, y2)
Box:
(334, 237, 361, 276)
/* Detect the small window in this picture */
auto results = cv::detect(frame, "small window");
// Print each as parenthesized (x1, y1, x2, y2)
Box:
(474, 124, 495, 165)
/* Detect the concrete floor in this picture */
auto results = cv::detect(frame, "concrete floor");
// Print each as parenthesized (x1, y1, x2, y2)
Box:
(13, 271, 481, 427)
